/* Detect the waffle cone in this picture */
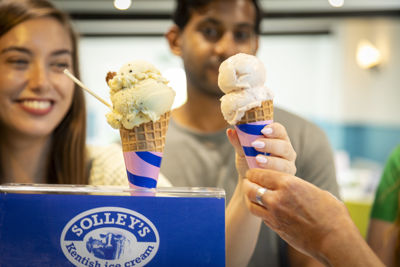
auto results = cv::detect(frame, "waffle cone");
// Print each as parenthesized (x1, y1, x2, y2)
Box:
(237, 100, 273, 125)
(119, 112, 170, 152)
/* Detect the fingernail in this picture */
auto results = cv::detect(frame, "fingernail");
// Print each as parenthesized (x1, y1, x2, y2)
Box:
(251, 140, 265, 149)
(256, 155, 268, 164)
(261, 127, 273, 135)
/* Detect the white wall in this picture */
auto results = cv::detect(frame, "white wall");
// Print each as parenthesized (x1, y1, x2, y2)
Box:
(79, 18, 400, 145)
(258, 18, 400, 126)
(257, 34, 340, 121)
(335, 18, 400, 125)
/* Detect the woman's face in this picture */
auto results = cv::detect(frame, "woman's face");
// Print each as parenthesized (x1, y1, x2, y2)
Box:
(0, 17, 75, 139)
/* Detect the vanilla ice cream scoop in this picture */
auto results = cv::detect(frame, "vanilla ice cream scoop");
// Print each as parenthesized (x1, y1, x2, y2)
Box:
(106, 60, 175, 129)
(218, 53, 266, 94)
(218, 53, 273, 125)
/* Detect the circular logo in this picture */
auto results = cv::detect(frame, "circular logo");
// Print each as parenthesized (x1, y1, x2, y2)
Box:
(60, 207, 159, 267)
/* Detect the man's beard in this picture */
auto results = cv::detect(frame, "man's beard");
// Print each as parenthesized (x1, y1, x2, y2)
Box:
(187, 57, 226, 98)
(189, 73, 224, 98)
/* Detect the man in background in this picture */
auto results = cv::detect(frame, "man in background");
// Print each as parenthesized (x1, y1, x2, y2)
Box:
(162, 0, 340, 266)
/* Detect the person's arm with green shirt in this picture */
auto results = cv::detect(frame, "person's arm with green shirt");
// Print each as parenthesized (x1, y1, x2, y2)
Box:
(367, 145, 400, 267)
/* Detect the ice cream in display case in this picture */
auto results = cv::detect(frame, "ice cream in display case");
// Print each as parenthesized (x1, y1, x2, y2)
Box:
(218, 53, 274, 168)
(106, 60, 175, 190)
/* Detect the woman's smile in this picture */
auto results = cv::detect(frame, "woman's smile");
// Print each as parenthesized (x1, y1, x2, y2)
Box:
(17, 99, 54, 115)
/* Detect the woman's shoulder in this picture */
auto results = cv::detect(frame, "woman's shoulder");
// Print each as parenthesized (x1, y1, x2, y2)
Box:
(87, 143, 128, 186)
(379, 145, 400, 188)
(387, 145, 400, 168)
(87, 143, 122, 159)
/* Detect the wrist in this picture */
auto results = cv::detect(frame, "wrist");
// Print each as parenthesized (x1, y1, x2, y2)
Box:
(318, 216, 364, 267)
(227, 179, 255, 217)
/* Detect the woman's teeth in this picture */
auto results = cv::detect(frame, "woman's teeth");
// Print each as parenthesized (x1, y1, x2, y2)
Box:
(21, 100, 51, 110)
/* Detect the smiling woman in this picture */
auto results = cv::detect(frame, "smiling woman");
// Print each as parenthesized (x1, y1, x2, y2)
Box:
(0, 0, 87, 185)
(0, 0, 138, 188)
(0, 17, 75, 138)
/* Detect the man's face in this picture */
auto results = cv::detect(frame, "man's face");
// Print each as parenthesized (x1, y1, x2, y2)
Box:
(179, 0, 258, 97)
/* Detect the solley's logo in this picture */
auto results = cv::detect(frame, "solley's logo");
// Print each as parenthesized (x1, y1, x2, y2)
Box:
(60, 207, 159, 267)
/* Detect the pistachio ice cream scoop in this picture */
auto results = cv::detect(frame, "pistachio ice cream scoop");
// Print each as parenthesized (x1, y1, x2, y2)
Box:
(106, 60, 175, 129)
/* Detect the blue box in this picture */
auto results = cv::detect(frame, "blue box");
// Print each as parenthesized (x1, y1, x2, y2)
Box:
(0, 185, 225, 267)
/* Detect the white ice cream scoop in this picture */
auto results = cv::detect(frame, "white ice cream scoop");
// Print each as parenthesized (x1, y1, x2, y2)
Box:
(218, 53, 266, 94)
(218, 53, 273, 125)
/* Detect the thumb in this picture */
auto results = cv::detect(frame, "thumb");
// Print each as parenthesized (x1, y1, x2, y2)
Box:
(226, 128, 245, 157)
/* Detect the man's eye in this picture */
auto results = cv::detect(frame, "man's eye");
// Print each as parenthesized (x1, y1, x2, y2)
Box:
(234, 31, 251, 42)
(201, 27, 220, 40)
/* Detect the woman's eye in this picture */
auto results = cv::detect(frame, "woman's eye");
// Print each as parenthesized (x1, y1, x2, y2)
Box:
(51, 62, 70, 72)
(6, 58, 29, 69)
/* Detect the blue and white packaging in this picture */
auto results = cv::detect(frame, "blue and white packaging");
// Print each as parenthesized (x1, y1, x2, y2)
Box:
(0, 185, 225, 267)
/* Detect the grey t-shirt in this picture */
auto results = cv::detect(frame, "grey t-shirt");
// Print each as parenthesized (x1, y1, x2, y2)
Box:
(161, 107, 340, 267)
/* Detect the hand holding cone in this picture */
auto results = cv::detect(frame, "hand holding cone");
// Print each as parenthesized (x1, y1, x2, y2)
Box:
(218, 53, 274, 169)
(235, 100, 273, 168)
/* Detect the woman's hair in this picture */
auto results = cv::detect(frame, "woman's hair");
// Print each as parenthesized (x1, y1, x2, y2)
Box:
(0, 0, 88, 184)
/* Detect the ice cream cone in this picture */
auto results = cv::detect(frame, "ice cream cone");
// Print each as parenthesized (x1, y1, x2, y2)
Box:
(218, 53, 273, 169)
(234, 100, 273, 169)
(105, 60, 175, 195)
(236, 99, 273, 124)
(120, 112, 170, 192)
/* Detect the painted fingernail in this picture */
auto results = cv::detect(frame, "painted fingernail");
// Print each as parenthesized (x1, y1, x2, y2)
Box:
(261, 127, 273, 136)
(251, 140, 265, 149)
(256, 155, 268, 164)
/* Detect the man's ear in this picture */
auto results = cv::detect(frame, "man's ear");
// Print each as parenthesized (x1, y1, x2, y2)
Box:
(165, 25, 182, 56)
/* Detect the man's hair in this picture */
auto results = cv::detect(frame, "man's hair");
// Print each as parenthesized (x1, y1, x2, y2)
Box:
(172, 0, 262, 34)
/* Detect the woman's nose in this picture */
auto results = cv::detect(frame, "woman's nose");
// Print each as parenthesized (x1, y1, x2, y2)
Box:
(28, 62, 51, 93)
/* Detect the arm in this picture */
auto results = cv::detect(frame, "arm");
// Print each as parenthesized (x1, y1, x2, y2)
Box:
(226, 123, 296, 267)
(225, 128, 262, 267)
(226, 179, 262, 267)
(243, 169, 384, 267)
(367, 219, 397, 267)
(367, 145, 400, 267)
(288, 246, 325, 267)
(286, 117, 341, 266)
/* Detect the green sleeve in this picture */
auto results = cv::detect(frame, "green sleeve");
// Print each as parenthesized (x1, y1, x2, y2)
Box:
(370, 145, 400, 222)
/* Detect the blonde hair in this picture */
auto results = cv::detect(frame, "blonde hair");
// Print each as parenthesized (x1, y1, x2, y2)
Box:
(0, 0, 88, 184)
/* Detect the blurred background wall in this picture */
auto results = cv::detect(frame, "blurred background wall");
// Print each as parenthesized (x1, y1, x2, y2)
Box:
(52, 0, 400, 205)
